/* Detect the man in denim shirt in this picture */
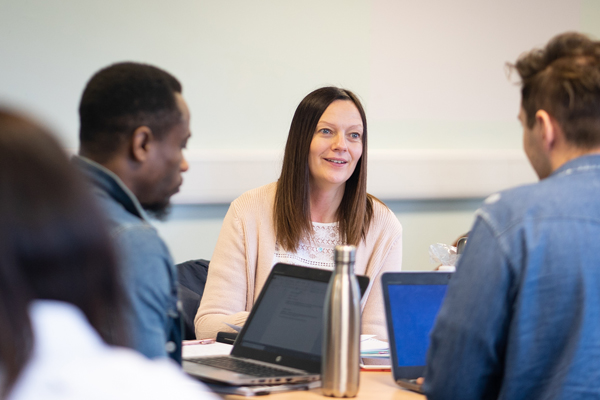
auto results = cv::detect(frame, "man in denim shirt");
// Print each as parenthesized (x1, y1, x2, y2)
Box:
(73, 63, 191, 363)
(424, 33, 600, 399)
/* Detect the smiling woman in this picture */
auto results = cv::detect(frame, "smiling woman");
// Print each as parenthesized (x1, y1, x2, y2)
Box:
(194, 87, 403, 342)
(308, 100, 364, 208)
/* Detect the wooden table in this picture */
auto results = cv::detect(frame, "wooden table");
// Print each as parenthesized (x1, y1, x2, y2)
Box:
(221, 371, 425, 400)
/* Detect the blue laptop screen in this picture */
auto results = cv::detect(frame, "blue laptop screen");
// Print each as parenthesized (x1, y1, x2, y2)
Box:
(388, 284, 448, 367)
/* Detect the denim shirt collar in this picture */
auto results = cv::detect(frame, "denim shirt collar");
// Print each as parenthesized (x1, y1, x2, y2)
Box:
(72, 155, 150, 222)
(551, 153, 600, 179)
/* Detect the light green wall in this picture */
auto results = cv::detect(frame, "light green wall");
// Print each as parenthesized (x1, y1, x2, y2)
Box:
(581, 0, 600, 38)
(368, 120, 522, 149)
(1, 0, 596, 270)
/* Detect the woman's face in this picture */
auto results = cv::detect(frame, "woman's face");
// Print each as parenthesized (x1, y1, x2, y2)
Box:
(308, 100, 363, 192)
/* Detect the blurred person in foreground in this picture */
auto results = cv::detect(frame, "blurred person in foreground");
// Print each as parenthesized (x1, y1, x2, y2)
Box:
(0, 110, 217, 400)
(74, 62, 190, 362)
(195, 87, 403, 341)
(424, 32, 600, 400)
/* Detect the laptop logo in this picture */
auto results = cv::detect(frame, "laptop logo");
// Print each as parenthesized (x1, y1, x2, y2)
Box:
(276, 356, 282, 362)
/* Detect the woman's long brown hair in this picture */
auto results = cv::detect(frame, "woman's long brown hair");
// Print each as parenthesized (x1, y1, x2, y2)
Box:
(274, 87, 374, 251)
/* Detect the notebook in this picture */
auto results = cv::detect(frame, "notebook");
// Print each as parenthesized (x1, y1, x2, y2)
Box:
(382, 271, 452, 393)
(183, 263, 369, 386)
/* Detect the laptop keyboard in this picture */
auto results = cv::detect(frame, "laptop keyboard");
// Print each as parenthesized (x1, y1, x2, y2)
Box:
(189, 356, 303, 377)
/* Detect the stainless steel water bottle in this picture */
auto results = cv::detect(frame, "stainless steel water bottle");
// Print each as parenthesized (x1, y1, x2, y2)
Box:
(322, 245, 361, 397)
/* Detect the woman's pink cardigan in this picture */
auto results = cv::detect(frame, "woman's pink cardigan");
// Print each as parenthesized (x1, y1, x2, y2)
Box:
(195, 183, 403, 340)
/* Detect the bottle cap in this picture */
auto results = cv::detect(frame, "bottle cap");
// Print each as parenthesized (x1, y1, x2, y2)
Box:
(335, 245, 356, 263)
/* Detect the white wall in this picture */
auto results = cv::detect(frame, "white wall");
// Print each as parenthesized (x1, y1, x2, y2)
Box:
(1, 0, 598, 270)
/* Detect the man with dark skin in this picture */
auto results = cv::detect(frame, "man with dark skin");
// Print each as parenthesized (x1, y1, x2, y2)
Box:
(74, 62, 190, 362)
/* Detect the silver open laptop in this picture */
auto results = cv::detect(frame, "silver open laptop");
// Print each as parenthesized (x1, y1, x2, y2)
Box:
(183, 263, 369, 386)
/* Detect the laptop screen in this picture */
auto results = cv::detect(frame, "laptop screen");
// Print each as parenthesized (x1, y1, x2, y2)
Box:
(382, 271, 452, 379)
(239, 274, 326, 362)
(387, 283, 448, 367)
(232, 264, 370, 372)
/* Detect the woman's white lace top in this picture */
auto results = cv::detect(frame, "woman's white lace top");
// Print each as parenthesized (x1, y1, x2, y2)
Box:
(274, 222, 342, 270)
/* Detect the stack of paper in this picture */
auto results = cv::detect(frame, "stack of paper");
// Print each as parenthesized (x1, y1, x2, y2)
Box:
(360, 335, 389, 359)
(182, 342, 233, 359)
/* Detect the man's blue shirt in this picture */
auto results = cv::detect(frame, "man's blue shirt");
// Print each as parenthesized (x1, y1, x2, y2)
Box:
(424, 154, 600, 400)
(73, 156, 182, 363)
